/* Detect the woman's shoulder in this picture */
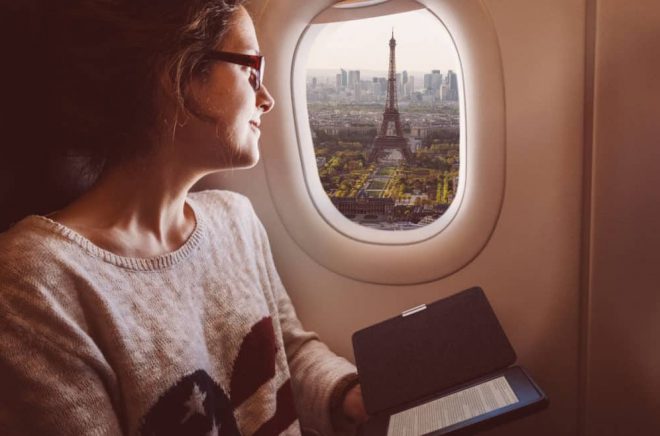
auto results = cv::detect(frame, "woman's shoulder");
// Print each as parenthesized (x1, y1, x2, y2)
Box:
(0, 216, 66, 276)
(0, 215, 98, 303)
(188, 189, 266, 244)
(0, 217, 102, 363)
(188, 189, 259, 224)
(0, 217, 81, 324)
(188, 189, 253, 211)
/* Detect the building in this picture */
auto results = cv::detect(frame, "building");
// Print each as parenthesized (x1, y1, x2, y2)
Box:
(332, 197, 395, 216)
(424, 73, 432, 91)
(446, 70, 459, 101)
(378, 77, 387, 95)
(348, 70, 360, 88)
(441, 83, 449, 100)
(431, 70, 443, 94)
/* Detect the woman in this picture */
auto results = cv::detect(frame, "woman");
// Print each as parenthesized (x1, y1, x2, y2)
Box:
(0, 1, 368, 434)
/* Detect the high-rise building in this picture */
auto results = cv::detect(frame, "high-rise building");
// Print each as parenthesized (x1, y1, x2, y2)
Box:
(441, 83, 449, 100)
(378, 77, 387, 96)
(424, 74, 432, 91)
(340, 68, 348, 87)
(431, 70, 443, 93)
(446, 70, 458, 101)
(348, 70, 360, 88)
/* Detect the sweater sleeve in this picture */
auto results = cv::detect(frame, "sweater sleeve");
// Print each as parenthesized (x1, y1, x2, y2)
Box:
(249, 208, 359, 436)
(0, 288, 123, 435)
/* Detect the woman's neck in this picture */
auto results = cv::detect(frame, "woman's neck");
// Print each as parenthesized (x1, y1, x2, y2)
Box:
(49, 157, 200, 258)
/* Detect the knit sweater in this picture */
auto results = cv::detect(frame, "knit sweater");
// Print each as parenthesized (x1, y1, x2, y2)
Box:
(0, 190, 358, 436)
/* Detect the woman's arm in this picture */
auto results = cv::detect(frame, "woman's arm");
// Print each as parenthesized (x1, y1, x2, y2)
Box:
(248, 204, 367, 435)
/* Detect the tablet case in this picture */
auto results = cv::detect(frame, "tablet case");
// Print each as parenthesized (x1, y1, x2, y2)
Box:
(352, 287, 517, 415)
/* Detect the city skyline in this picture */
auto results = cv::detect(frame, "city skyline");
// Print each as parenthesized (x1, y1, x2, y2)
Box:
(306, 65, 459, 105)
(306, 68, 457, 96)
(305, 27, 460, 230)
(306, 9, 459, 72)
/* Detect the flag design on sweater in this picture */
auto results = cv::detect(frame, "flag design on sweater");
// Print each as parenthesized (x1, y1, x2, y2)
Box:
(139, 317, 297, 436)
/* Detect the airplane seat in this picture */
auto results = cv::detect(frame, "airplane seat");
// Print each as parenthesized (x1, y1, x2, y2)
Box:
(0, 1, 98, 233)
(0, 154, 97, 233)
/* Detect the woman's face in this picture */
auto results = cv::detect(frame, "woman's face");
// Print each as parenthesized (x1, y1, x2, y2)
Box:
(172, 6, 275, 172)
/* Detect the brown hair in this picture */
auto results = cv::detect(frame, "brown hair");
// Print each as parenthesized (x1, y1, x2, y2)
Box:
(43, 0, 246, 172)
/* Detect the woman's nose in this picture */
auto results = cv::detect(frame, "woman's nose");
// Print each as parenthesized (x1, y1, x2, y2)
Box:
(257, 84, 275, 114)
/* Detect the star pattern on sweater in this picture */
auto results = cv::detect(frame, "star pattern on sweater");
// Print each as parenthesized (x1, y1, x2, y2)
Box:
(181, 383, 207, 423)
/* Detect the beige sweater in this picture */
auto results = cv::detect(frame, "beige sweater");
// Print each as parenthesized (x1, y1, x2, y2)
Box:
(0, 190, 358, 436)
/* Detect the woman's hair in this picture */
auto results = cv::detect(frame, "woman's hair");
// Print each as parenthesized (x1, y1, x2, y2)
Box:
(43, 0, 246, 173)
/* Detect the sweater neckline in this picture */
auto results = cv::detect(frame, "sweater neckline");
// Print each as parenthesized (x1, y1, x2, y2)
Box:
(28, 197, 206, 271)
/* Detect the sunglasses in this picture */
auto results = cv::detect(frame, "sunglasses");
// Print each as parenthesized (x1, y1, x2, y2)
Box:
(204, 51, 265, 91)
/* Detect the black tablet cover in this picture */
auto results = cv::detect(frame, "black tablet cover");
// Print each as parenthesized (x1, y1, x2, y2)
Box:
(352, 287, 516, 415)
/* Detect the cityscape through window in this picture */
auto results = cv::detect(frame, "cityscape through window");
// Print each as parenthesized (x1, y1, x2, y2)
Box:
(306, 8, 462, 231)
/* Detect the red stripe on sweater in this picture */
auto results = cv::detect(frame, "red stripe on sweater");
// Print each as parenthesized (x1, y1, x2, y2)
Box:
(252, 379, 298, 436)
(230, 316, 278, 408)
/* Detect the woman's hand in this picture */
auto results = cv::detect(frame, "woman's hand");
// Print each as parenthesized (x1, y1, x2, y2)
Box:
(342, 383, 370, 424)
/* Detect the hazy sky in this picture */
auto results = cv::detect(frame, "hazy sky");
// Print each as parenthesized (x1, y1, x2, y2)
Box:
(305, 9, 459, 73)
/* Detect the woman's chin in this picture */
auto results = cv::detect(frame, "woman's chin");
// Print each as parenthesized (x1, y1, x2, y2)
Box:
(238, 154, 259, 169)
(222, 146, 260, 170)
(239, 144, 260, 168)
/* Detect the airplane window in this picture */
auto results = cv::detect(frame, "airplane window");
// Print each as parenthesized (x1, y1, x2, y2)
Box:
(303, 7, 462, 232)
(267, 0, 503, 281)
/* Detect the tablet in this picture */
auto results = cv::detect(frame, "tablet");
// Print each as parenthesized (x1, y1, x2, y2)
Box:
(362, 366, 548, 436)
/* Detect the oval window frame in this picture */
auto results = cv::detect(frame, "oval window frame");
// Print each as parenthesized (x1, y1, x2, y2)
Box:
(257, 0, 505, 284)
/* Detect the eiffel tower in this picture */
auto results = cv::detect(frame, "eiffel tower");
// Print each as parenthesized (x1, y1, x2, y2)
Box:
(369, 30, 412, 163)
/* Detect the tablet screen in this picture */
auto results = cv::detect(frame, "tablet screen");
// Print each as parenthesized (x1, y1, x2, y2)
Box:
(386, 376, 519, 436)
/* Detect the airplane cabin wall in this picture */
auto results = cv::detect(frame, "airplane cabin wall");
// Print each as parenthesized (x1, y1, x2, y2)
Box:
(585, 0, 660, 434)
(201, 0, 587, 434)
